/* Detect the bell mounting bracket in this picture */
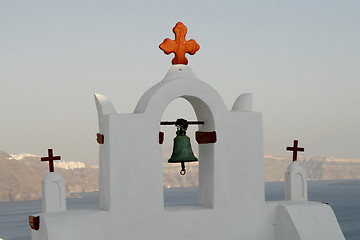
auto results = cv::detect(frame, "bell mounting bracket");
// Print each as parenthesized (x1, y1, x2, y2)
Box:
(160, 118, 204, 132)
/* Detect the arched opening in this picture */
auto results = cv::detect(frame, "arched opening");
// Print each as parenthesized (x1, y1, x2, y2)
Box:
(161, 98, 199, 206)
(134, 72, 223, 209)
(159, 94, 216, 209)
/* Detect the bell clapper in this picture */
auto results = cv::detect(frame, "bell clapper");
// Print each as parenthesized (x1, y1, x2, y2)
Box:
(180, 162, 186, 175)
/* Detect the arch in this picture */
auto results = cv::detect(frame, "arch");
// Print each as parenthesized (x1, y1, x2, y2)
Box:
(134, 65, 227, 129)
(134, 65, 227, 208)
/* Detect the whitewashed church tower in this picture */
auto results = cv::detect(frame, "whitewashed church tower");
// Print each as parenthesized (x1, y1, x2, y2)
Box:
(29, 22, 345, 240)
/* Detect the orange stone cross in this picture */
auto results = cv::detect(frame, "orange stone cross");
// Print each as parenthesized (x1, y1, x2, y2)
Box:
(159, 22, 200, 65)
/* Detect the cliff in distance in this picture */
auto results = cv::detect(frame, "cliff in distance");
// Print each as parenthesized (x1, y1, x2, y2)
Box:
(0, 151, 98, 202)
(264, 155, 360, 181)
(1, 150, 360, 202)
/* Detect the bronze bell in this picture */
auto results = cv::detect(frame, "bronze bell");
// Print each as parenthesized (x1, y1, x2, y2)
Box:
(168, 120, 198, 175)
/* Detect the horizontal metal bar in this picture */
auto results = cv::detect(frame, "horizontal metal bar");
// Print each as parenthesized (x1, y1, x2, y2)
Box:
(160, 121, 204, 125)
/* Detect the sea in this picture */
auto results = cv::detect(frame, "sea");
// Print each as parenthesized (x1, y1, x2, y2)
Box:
(0, 180, 359, 240)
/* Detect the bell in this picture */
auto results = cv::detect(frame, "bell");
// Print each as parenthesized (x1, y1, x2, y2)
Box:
(168, 128, 198, 175)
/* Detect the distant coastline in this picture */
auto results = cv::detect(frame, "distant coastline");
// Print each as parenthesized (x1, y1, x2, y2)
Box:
(1, 150, 360, 202)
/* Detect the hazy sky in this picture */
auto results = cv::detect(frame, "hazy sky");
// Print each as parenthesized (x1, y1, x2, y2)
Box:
(1, 1, 359, 165)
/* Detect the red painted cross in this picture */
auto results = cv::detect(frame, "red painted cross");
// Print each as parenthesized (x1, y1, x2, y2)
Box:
(41, 149, 61, 172)
(159, 22, 200, 65)
(286, 140, 304, 162)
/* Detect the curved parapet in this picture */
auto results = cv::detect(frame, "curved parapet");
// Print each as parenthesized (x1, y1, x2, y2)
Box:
(94, 93, 116, 116)
(94, 93, 115, 211)
(231, 93, 253, 112)
(94, 93, 116, 128)
(275, 202, 345, 240)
